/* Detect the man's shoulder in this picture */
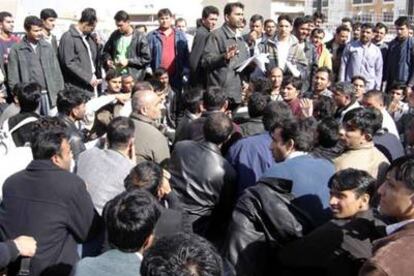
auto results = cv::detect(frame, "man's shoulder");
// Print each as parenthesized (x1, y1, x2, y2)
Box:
(75, 250, 140, 275)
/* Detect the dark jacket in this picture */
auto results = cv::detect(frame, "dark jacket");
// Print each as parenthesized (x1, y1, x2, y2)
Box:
(0, 160, 97, 276)
(189, 24, 210, 88)
(202, 24, 250, 103)
(58, 114, 86, 160)
(169, 140, 236, 241)
(102, 29, 151, 81)
(239, 117, 264, 137)
(326, 39, 346, 81)
(278, 209, 386, 276)
(0, 240, 19, 269)
(302, 40, 318, 93)
(147, 28, 189, 91)
(58, 25, 99, 93)
(383, 37, 414, 89)
(174, 110, 198, 144)
(8, 37, 64, 106)
(223, 177, 316, 276)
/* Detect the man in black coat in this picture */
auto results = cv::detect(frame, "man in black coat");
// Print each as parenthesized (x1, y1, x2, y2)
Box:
(188, 5, 219, 88)
(277, 169, 386, 276)
(0, 117, 98, 276)
(58, 8, 99, 94)
(102, 10, 151, 81)
(169, 113, 236, 244)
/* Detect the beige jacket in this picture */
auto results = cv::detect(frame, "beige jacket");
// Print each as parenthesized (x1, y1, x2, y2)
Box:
(334, 143, 390, 181)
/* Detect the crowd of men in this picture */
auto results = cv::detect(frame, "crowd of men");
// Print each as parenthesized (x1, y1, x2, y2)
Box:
(0, 1, 414, 275)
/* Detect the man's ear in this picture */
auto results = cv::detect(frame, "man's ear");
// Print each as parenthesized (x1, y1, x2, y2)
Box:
(360, 193, 370, 208)
(142, 233, 154, 251)
(286, 138, 295, 152)
(139, 106, 148, 117)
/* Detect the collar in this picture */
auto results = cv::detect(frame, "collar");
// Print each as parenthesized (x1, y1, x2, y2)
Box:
(135, 252, 143, 261)
(200, 141, 222, 155)
(386, 219, 414, 235)
(26, 159, 64, 171)
(347, 142, 374, 151)
(130, 112, 155, 124)
(222, 23, 241, 39)
(286, 151, 308, 160)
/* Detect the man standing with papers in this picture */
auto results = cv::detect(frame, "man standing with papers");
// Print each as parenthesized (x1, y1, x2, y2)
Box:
(202, 2, 249, 110)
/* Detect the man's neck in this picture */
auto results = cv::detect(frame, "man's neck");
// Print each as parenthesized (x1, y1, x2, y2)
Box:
(26, 36, 38, 45)
(0, 31, 11, 40)
(124, 26, 134, 36)
(159, 26, 172, 34)
(43, 29, 51, 37)
(225, 22, 238, 33)
(278, 34, 290, 42)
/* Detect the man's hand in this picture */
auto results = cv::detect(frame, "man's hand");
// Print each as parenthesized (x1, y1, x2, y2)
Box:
(13, 236, 37, 257)
(89, 76, 101, 88)
(300, 98, 314, 118)
(0, 91, 6, 104)
(118, 58, 129, 68)
(106, 59, 115, 69)
(157, 170, 172, 200)
(225, 44, 238, 61)
(114, 93, 131, 104)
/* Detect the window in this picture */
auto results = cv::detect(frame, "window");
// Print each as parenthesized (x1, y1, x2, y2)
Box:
(383, 12, 393, 22)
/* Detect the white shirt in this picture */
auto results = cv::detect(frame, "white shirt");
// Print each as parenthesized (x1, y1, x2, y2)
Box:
(286, 151, 308, 160)
(276, 39, 290, 70)
(381, 108, 400, 140)
(386, 219, 414, 235)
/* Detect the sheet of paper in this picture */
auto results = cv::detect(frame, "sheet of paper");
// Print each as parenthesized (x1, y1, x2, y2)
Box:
(236, 53, 269, 73)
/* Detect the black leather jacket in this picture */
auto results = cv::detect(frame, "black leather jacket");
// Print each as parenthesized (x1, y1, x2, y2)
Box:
(223, 177, 316, 276)
(169, 140, 236, 242)
(58, 114, 86, 160)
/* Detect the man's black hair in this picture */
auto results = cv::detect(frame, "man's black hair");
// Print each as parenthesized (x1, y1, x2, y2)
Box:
(389, 82, 407, 92)
(0, 11, 12, 22)
(278, 14, 293, 25)
(352, 22, 362, 30)
(264, 19, 276, 27)
(341, 17, 353, 25)
(23, 16, 43, 31)
(203, 112, 233, 144)
(114, 10, 129, 22)
(16, 82, 41, 113)
(203, 86, 226, 111)
(263, 101, 294, 131)
(328, 168, 377, 205)
(157, 8, 172, 18)
(368, 107, 383, 134)
(316, 117, 339, 148)
(224, 2, 244, 16)
(313, 96, 336, 120)
(342, 107, 377, 138)
(140, 232, 223, 276)
(335, 25, 350, 34)
(40, 8, 58, 20)
(182, 88, 204, 114)
(388, 156, 414, 191)
(79, 8, 97, 24)
(153, 67, 168, 79)
(351, 75, 367, 85)
(105, 69, 122, 82)
(250, 14, 264, 23)
(311, 27, 325, 37)
(30, 117, 69, 160)
(375, 22, 388, 33)
(395, 16, 410, 27)
(312, 11, 325, 21)
(361, 22, 374, 31)
(107, 117, 135, 150)
(281, 75, 302, 91)
(278, 120, 315, 152)
(103, 189, 161, 252)
(293, 16, 311, 29)
(315, 66, 332, 82)
(56, 88, 89, 116)
(124, 161, 163, 196)
(248, 92, 270, 118)
(202, 6, 219, 19)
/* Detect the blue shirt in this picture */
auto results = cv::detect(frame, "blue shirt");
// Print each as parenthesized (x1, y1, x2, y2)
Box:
(227, 133, 274, 195)
(263, 154, 335, 225)
(340, 40, 383, 90)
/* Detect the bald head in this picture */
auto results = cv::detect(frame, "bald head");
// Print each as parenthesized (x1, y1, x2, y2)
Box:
(131, 90, 162, 120)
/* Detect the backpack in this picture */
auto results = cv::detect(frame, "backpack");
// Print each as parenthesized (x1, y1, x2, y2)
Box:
(0, 117, 38, 156)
